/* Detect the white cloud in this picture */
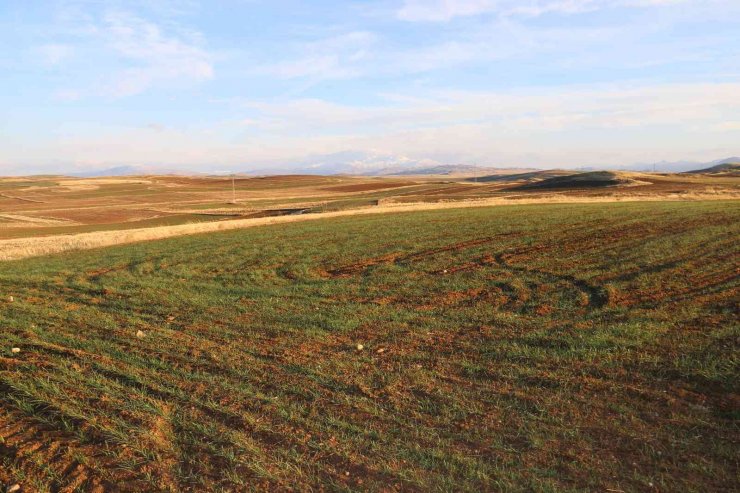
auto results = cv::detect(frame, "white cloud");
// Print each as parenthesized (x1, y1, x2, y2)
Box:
(398, 0, 496, 22)
(99, 11, 213, 97)
(254, 20, 616, 82)
(35, 43, 74, 66)
(225, 81, 740, 166)
(53, 88, 82, 102)
(238, 82, 740, 135)
(256, 31, 376, 81)
(7, 81, 736, 171)
(397, 0, 690, 22)
(3, 2, 737, 174)
(44, 8, 215, 99)
(712, 121, 740, 131)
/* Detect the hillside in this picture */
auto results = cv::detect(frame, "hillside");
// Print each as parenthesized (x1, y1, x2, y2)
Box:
(470, 169, 576, 183)
(510, 171, 644, 190)
(1, 201, 738, 492)
(686, 160, 740, 176)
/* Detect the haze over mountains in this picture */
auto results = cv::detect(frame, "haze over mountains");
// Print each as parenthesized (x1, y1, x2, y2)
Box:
(622, 156, 740, 173)
(72, 155, 740, 178)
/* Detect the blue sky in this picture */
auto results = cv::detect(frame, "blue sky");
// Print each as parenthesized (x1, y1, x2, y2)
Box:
(1, 0, 739, 174)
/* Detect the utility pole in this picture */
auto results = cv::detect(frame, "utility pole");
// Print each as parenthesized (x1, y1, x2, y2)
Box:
(231, 174, 236, 203)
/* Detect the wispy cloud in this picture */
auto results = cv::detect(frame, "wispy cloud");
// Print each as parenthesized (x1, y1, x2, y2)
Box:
(1, 1, 738, 173)
(99, 10, 214, 97)
(10, 80, 736, 170)
(256, 31, 376, 80)
(44, 7, 215, 98)
(240, 82, 740, 134)
(398, 0, 496, 22)
(34, 43, 74, 67)
(396, 0, 690, 22)
(253, 19, 615, 84)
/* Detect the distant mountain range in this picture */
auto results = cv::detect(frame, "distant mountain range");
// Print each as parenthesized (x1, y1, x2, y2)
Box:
(381, 164, 540, 176)
(626, 156, 740, 173)
(240, 151, 442, 176)
(73, 165, 190, 177)
(68, 155, 740, 177)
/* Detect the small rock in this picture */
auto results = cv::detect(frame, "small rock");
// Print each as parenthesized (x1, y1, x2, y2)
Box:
(376, 348, 386, 354)
(7, 296, 13, 302)
(356, 344, 364, 351)
(136, 330, 146, 338)
(166, 316, 175, 322)
(11, 348, 20, 354)
(7, 484, 21, 493)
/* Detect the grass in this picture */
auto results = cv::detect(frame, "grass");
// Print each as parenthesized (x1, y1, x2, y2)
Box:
(0, 214, 233, 240)
(0, 201, 738, 492)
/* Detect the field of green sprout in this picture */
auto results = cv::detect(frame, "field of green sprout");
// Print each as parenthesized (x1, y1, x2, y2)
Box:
(0, 201, 738, 492)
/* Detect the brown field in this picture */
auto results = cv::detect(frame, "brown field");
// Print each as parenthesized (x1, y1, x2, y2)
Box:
(0, 171, 738, 261)
(321, 181, 416, 193)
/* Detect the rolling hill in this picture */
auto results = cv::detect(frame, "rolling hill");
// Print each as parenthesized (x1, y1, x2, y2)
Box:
(509, 171, 644, 190)
(470, 169, 576, 183)
(685, 159, 740, 176)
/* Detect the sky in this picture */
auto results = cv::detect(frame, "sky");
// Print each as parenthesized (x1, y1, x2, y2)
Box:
(1, 0, 739, 175)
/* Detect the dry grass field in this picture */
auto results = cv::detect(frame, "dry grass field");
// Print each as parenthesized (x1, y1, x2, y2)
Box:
(1, 171, 738, 259)
(0, 171, 738, 492)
